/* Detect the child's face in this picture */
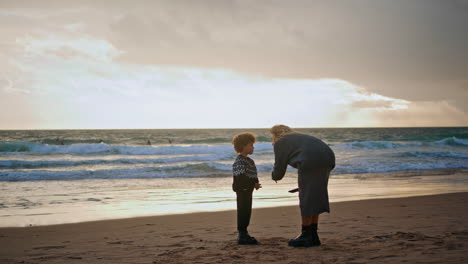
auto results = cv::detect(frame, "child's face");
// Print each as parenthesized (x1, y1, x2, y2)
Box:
(241, 142, 254, 155)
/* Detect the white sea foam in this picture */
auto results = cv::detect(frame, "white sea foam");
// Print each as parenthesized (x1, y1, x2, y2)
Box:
(435, 137, 468, 146)
(0, 153, 233, 169)
(0, 142, 273, 155)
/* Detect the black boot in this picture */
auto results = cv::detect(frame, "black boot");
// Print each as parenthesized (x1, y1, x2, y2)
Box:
(288, 224, 321, 247)
(238, 231, 258, 245)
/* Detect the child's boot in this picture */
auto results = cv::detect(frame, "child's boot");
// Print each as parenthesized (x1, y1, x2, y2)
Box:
(288, 224, 321, 247)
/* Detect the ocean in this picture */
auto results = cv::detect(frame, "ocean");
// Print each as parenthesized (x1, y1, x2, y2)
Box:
(1, 127, 467, 226)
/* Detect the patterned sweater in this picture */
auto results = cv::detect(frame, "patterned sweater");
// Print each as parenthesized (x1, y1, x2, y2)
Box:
(232, 155, 259, 192)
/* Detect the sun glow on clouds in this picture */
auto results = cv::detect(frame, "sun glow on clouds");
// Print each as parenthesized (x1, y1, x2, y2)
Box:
(2, 34, 448, 129)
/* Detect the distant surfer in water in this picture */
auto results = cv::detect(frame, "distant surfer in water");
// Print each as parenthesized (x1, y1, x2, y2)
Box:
(56, 137, 64, 145)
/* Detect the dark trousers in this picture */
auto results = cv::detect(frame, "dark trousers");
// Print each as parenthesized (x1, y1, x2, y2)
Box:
(236, 191, 253, 233)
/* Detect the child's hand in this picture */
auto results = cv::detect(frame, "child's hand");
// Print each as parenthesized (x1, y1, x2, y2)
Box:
(255, 183, 262, 190)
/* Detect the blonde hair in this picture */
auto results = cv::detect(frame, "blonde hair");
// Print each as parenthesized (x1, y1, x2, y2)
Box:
(270, 124, 294, 144)
(231, 132, 256, 153)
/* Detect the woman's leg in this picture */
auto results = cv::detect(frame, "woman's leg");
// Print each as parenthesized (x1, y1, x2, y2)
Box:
(290, 167, 331, 247)
(302, 215, 319, 226)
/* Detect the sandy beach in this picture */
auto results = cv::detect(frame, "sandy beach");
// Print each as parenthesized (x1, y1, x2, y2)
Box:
(1, 192, 467, 264)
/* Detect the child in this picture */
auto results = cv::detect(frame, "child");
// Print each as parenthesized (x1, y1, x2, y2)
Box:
(231, 132, 262, 245)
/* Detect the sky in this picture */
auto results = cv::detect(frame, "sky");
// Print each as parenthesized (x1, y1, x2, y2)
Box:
(1, 0, 467, 129)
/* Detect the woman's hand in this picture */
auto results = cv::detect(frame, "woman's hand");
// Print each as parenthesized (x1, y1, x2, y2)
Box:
(255, 183, 262, 190)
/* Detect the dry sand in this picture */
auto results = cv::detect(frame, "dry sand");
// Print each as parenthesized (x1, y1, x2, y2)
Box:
(1, 192, 467, 264)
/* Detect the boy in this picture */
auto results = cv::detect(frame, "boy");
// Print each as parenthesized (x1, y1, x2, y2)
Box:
(231, 132, 262, 245)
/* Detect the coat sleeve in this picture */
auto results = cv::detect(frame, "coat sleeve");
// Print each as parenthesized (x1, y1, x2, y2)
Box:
(272, 143, 288, 181)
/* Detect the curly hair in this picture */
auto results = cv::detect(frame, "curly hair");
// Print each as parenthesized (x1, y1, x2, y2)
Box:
(270, 124, 294, 144)
(231, 132, 256, 153)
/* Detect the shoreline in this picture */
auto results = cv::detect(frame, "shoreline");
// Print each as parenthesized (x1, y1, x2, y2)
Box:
(1, 168, 467, 228)
(1, 190, 467, 230)
(1, 192, 467, 263)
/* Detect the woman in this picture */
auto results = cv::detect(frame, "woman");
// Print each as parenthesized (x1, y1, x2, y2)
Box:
(270, 125, 335, 247)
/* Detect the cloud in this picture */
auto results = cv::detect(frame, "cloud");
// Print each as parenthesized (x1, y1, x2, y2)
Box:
(374, 101, 468, 127)
(351, 100, 397, 110)
(1, 1, 467, 128)
(16, 35, 121, 61)
(3, 33, 467, 129)
(99, 1, 468, 100)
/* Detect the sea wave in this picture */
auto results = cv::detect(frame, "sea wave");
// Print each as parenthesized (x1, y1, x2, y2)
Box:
(1, 137, 466, 155)
(0, 142, 274, 155)
(388, 151, 468, 159)
(341, 141, 406, 149)
(333, 162, 468, 175)
(435, 137, 468, 146)
(0, 162, 275, 181)
(334, 137, 468, 150)
(1, 134, 467, 182)
(0, 154, 233, 169)
(1, 158, 466, 181)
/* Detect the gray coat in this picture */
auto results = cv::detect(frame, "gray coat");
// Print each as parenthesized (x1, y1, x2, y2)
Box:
(272, 133, 335, 181)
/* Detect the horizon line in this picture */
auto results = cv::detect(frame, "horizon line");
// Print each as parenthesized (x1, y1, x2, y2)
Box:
(1, 126, 467, 131)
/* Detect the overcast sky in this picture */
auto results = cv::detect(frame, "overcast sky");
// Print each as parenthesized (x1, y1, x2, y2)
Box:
(1, 0, 467, 129)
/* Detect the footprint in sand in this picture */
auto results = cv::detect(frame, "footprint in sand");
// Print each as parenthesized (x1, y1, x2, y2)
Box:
(67, 256, 82, 259)
(33, 245, 66, 250)
(170, 234, 194, 238)
(107, 240, 134, 245)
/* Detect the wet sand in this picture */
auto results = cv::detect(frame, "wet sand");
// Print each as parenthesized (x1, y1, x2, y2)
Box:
(1, 192, 467, 264)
